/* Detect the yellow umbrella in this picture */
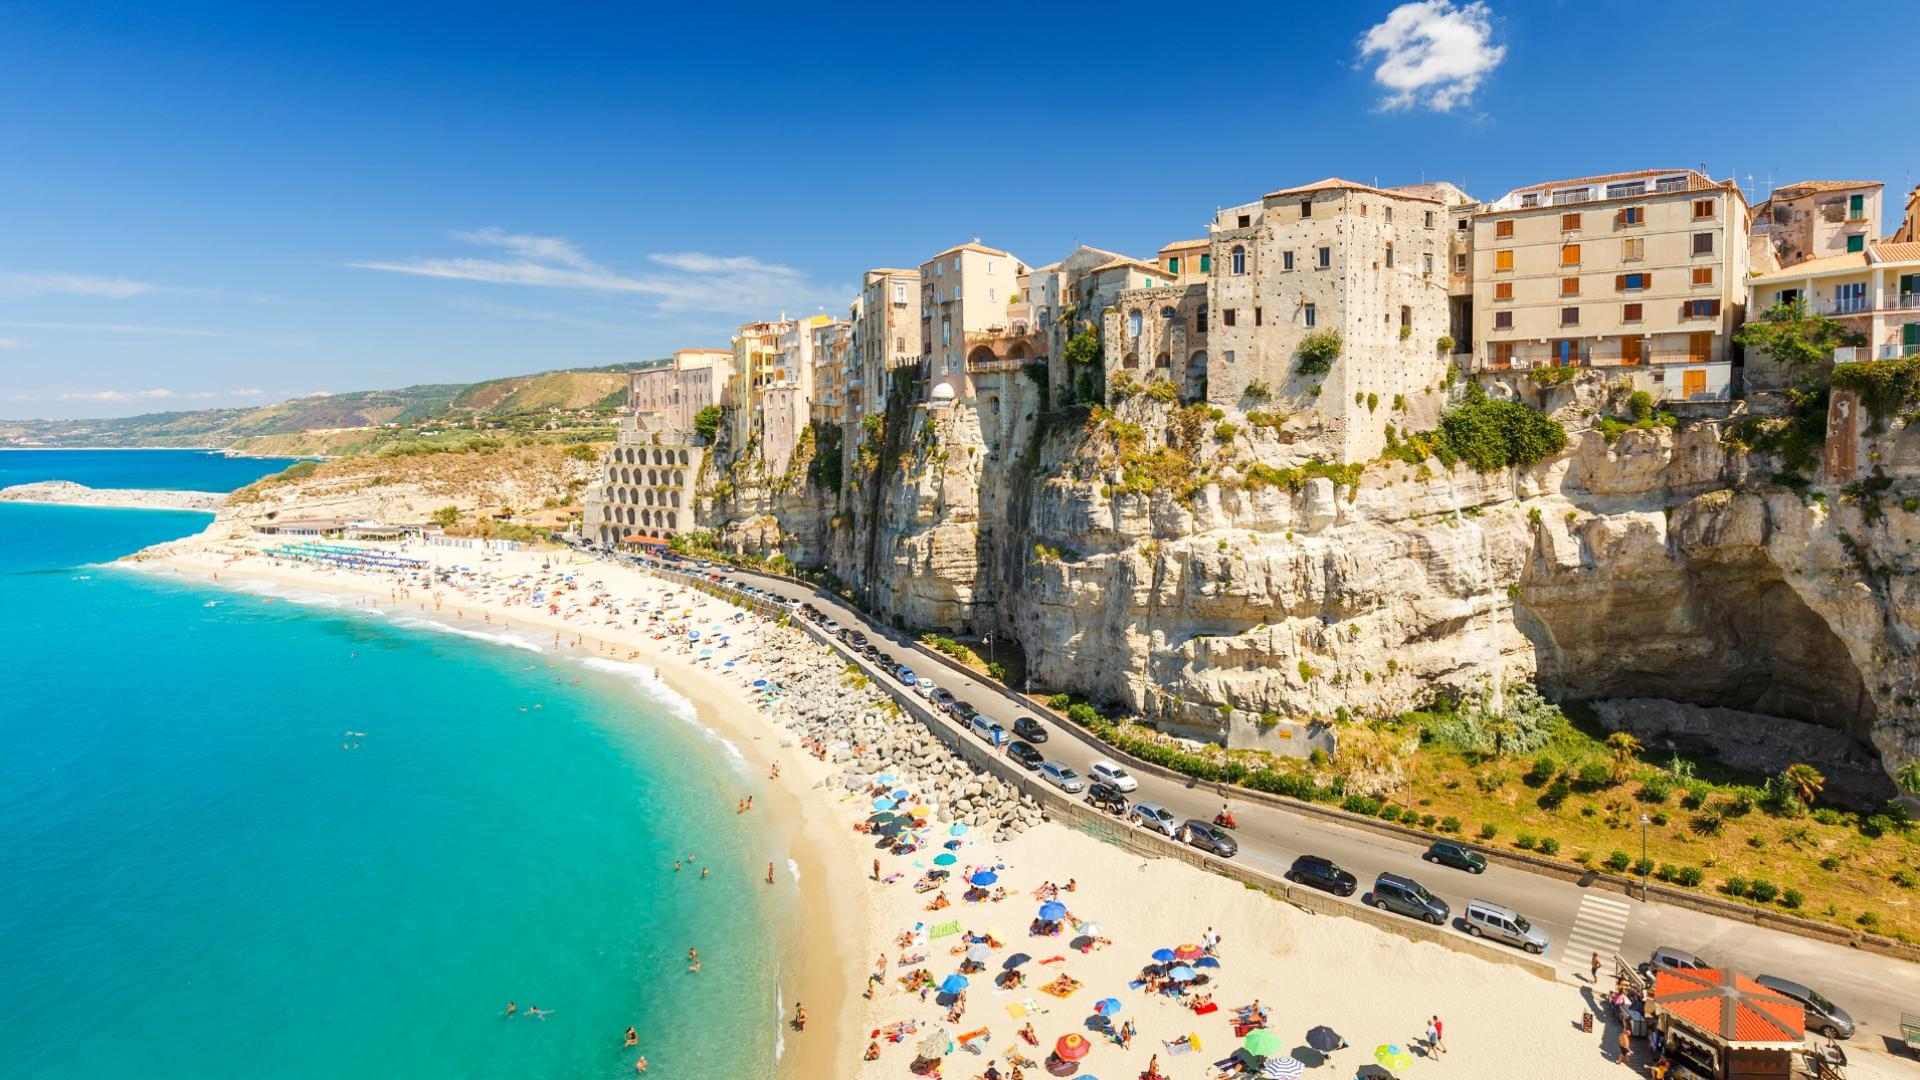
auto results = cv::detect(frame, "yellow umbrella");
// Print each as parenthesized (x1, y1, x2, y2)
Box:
(911, 805, 933, 818)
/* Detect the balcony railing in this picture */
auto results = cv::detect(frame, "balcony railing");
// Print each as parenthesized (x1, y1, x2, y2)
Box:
(1839, 343, 1920, 363)
(1816, 293, 1920, 316)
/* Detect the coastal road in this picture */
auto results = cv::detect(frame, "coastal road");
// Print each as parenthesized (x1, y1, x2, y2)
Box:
(614, 551, 1920, 1059)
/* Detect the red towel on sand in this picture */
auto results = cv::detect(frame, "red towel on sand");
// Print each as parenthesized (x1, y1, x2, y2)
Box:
(1193, 1002, 1218, 1015)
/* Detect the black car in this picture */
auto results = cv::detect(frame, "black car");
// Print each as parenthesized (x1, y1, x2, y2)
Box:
(862, 644, 884, 662)
(1012, 716, 1048, 743)
(848, 632, 869, 648)
(1086, 782, 1128, 815)
(1006, 742, 1044, 770)
(1179, 819, 1239, 857)
(949, 701, 978, 723)
(1286, 854, 1357, 897)
(1424, 840, 1487, 874)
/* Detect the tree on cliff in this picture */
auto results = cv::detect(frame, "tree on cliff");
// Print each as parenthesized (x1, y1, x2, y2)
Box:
(693, 405, 723, 444)
(1733, 299, 1865, 371)
(1900, 761, 1920, 797)
(1605, 731, 1643, 782)
(1781, 763, 1825, 806)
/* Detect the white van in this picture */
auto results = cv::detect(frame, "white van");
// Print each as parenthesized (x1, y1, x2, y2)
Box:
(1465, 899, 1549, 954)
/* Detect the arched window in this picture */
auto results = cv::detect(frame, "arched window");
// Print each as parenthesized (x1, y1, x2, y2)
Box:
(1127, 310, 1143, 339)
(1154, 352, 1170, 369)
(647, 469, 657, 485)
(679, 450, 689, 466)
(1122, 351, 1140, 369)
(1231, 246, 1246, 275)
(674, 470, 684, 486)
(667, 511, 678, 529)
(1161, 306, 1176, 319)
(670, 491, 681, 507)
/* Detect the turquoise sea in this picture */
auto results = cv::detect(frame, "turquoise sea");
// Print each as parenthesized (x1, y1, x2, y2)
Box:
(0, 452, 779, 1079)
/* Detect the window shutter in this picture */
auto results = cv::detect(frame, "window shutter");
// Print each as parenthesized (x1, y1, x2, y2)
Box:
(1708, 299, 1721, 316)
(1643, 272, 1652, 289)
(1614, 210, 1624, 228)
(1615, 274, 1626, 291)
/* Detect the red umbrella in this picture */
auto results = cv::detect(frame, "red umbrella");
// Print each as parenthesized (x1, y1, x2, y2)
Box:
(1172, 943, 1206, 962)
(1054, 1033, 1093, 1061)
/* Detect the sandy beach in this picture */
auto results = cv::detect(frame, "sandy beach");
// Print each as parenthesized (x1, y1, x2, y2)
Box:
(132, 534, 1907, 1080)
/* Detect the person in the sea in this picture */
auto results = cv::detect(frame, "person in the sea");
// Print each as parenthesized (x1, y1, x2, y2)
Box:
(767, 862, 775, 884)
(633, 1056, 647, 1073)
(700, 866, 709, 879)
(504, 1002, 516, 1017)
(623, 1027, 638, 1047)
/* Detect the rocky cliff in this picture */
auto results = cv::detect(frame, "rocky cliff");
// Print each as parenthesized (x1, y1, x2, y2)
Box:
(697, 374, 1920, 796)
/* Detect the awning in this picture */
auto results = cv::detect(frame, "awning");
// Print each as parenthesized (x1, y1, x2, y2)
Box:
(621, 535, 670, 547)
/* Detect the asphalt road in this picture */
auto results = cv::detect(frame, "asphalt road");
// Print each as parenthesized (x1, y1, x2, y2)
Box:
(612, 548, 1920, 1060)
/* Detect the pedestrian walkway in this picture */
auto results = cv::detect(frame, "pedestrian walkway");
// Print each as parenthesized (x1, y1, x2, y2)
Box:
(1559, 892, 1633, 984)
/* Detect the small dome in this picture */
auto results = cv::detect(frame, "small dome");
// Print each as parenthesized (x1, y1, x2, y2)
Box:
(931, 383, 957, 401)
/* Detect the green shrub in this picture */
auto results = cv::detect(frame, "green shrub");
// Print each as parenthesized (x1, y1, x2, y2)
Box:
(693, 405, 723, 443)
(1342, 794, 1383, 816)
(1525, 756, 1557, 786)
(1379, 804, 1402, 822)
(1297, 331, 1342, 376)
(1515, 833, 1537, 850)
(1439, 815, 1461, 833)
(1478, 823, 1498, 840)
(1539, 778, 1572, 810)
(1655, 863, 1678, 882)
(1243, 380, 1272, 401)
(1214, 421, 1239, 441)
(1747, 879, 1779, 903)
(1436, 389, 1569, 473)
(1632, 857, 1655, 877)
(1859, 911, 1881, 929)
(1673, 866, 1704, 887)
(1604, 850, 1632, 872)
(1680, 782, 1711, 810)
(1577, 762, 1612, 789)
(1724, 876, 1748, 897)
(986, 661, 1007, 680)
(1046, 693, 1072, 710)
(1536, 837, 1561, 856)
(1638, 775, 1674, 803)
(1893, 869, 1917, 889)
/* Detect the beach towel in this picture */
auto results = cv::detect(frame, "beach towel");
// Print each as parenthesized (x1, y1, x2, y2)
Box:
(1192, 1002, 1219, 1015)
(958, 1028, 989, 1045)
(929, 920, 963, 939)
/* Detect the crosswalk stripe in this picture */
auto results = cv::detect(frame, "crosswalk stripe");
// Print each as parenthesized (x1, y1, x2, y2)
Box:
(1556, 893, 1634, 979)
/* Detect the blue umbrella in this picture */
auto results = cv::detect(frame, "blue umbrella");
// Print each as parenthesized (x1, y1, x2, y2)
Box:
(970, 870, 998, 887)
(1169, 965, 1196, 981)
(891, 787, 911, 801)
(939, 973, 969, 994)
(949, 823, 969, 837)
(1150, 948, 1176, 963)
(1193, 956, 1221, 968)
(1038, 901, 1067, 921)
(752, 679, 769, 688)
(1093, 997, 1123, 1015)
(876, 773, 896, 784)
(873, 798, 896, 810)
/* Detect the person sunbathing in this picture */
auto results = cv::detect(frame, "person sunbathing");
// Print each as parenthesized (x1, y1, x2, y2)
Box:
(927, 892, 950, 911)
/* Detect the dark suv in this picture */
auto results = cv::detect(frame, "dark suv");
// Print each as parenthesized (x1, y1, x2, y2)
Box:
(1287, 854, 1357, 897)
(1012, 716, 1048, 743)
(1424, 840, 1487, 874)
(1371, 872, 1449, 924)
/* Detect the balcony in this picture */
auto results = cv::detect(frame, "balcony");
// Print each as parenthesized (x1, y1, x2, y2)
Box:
(1816, 293, 1920, 316)
(1836, 344, 1920, 363)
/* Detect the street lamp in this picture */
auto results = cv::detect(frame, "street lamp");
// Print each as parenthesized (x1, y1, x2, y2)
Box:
(1639, 814, 1651, 902)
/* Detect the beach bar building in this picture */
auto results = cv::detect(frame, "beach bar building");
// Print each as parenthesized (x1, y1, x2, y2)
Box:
(1646, 968, 1804, 1080)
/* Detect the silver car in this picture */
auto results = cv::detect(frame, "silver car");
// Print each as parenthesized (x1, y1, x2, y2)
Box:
(1465, 899, 1549, 954)
(1130, 801, 1179, 838)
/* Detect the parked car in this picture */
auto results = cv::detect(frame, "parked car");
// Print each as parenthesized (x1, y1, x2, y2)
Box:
(1088, 760, 1137, 793)
(913, 677, 936, 698)
(894, 665, 917, 685)
(848, 632, 869, 648)
(1286, 855, 1357, 897)
(1040, 762, 1086, 794)
(1179, 819, 1239, 857)
(1424, 840, 1487, 874)
(1130, 801, 1179, 838)
(929, 687, 955, 710)
(1086, 782, 1129, 815)
(1006, 742, 1044, 770)
(862, 644, 885, 662)
(968, 714, 998, 741)
(1370, 872, 1449, 925)
(1464, 899, 1549, 954)
(1754, 975, 1854, 1040)
(1642, 946, 1708, 980)
(1011, 716, 1048, 743)
(949, 701, 978, 723)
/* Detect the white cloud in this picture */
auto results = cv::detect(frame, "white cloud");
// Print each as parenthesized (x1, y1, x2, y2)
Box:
(57, 388, 176, 402)
(356, 229, 844, 314)
(229, 388, 265, 397)
(0, 338, 22, 349)
(0, 272, 156, 299)
(1358, 1, 1505, 113)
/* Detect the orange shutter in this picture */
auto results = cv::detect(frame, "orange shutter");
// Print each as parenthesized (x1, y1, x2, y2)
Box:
(1561, 244, 1581, 265)
(1495, 250, 1514, 271)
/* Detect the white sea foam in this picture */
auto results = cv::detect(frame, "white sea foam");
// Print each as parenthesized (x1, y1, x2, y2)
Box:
(787, 857, 801, 885)
(387, 616, 547, 653)
(774, 987, 785, 1060)
(578, 657, 750, 774)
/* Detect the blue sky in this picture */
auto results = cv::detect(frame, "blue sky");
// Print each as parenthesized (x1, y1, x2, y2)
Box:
(2, 1, 1913, 418)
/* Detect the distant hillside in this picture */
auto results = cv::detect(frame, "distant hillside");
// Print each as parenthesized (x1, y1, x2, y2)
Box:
(0, 362, 650, 452)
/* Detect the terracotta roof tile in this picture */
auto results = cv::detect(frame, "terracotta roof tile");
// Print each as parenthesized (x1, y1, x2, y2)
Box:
(1872, 241, 1920, 262)
(1651, 969, 1803, 1047)
(1771, 180, 1881, 198)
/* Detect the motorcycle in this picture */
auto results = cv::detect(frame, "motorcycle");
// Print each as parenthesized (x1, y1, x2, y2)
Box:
(1212, 812, 1238, 830)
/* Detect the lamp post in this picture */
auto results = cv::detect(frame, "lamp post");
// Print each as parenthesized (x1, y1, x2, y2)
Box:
(1639, 814, 1651, 902)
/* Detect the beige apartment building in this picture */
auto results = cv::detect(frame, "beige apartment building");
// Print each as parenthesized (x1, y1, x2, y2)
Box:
(808, 317, 853, 427)
(1472, 168, 1749, 403)
(1024, 245, 1128, 402)
(1750, 180, 1882, 273)
(850, 268, 921, 423)
(583, 412, 705, 548)
(1749, 240, 1920, 368)
(625, 348, 733, 434)
(1206, 177, 1462, 460)
(726, 314, 832, 474)
(918, 242, 1029, 405)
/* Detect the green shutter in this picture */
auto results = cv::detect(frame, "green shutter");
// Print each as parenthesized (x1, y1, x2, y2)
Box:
(1899, 274, 1917, 296)
(1168, 257, 1179, 274)
(1905, 323, 1919, 348)
(1849, 194, 1864, 219)
(1200, 254, 1210, 272)
(1847, 234, 1865, 253)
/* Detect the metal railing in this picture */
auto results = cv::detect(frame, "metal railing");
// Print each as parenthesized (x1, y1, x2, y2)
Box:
(1819, 296, 1873, 316)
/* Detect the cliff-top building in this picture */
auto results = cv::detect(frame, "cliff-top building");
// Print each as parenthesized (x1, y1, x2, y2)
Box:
(1471, 167, 1749, 404)
(1206, 177, 1465, 461)
(1750, 180, 1882, 274)
(850, 268, 922, 424)
(919, 242, 1028, 405)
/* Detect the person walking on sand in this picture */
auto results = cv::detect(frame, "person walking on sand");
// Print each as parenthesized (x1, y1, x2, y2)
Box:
(767, 861, 776, 885)
(1617, 1027, 1632, 1064)
(1592, 951, 1602, 984)
(1431, 1015, 1445, 1056)
(873, 858, 881, 881)
(1424, 1018, 1439, 1055)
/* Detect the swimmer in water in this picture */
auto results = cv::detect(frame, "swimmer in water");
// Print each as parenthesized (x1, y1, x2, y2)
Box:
(505, 1002, 517, 1017)
(624, 1026, 638, 1047)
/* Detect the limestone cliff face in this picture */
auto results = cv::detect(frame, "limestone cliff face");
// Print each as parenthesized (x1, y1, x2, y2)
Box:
(698, 382, 1920, 791)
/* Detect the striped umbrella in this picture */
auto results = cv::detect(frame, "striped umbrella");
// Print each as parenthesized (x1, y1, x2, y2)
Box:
(1054, 1033, 1093, 1061)
(1260, 1055, 1305, 1079)
(1173, 943, 1206, 962)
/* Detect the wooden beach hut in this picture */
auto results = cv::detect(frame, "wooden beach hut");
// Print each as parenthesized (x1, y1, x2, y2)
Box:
(1647, 967, 1804, 1080)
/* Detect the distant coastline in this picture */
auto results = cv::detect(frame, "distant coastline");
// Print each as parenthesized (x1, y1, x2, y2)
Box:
(0, 480, 225, 512)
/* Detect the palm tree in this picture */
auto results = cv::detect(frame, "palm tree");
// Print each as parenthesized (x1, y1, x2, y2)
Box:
(1782, 763, 1825, 807)
(1899, 760, 1920, 797)
(1606, 732, 1644, 782)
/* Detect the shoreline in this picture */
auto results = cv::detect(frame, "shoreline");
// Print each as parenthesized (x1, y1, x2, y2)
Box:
(2, 481, 226, 512)
(128, 539, 862, 1078)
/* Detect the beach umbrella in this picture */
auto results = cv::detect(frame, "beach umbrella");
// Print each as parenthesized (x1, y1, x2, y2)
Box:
(891, 787, 911, 801)
(1374, 1044, 1413, 1071)
(970, 870, 998, 886)
(915, 1030, 953, 1058)
(1168, 965, 1197, 982)
(949, 823, 969, 837)
(1150, 948, 1177, 963)
(1193, 956, 1221, 968)
(1260, 1055, 1305, 1079)
(933, 853, 957, 866)
(1305, 1027, 1345, 1053)
(939, 973, 969, 994)
(1173, 943, 1206, 962)
(1074, 921, 1103, 937)
(910, 805, 933, 819)
(1038, 901, 1067, 921)
(1054, 1033, 1093, 1061)
(687, 630, 699, 639)
(699, 648, 713, 656)
(876, 773, 896, 784)
(1002, 952, 1031, 969)
(873, 797, 896, 810)
(964, 943, 993, 963)
(1093, 997, 1123, 1015)
(1243, 1029, 1285, 1057)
